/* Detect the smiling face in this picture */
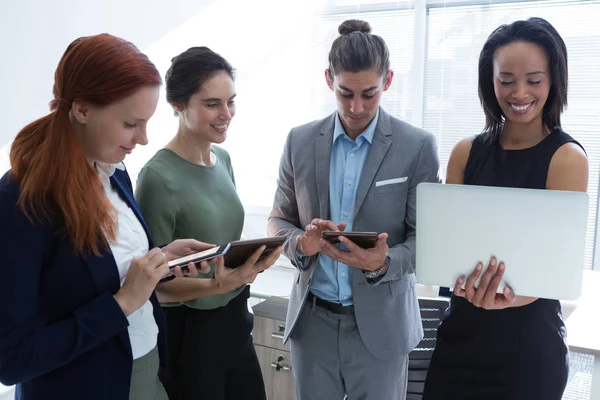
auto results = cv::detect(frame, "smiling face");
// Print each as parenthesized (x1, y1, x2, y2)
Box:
(493, 41, 551, 127)
(325, 68, 393, 139)
(72, 85, 160, 164)
(173, 70, 236, 144)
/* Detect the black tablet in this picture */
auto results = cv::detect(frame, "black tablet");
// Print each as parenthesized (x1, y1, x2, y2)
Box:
(223, 237, 285, 269)
(321, 231, 379, 249)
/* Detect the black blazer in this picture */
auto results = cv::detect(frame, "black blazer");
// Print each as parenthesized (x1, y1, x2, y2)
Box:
(0, 166, 168, 400)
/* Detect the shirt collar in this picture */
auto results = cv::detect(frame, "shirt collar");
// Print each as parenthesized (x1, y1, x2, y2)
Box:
(333, 109, 379, 145)
(96, 162, 125, 187)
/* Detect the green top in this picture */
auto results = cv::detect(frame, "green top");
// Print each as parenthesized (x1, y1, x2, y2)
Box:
(135, 147, 245, 310)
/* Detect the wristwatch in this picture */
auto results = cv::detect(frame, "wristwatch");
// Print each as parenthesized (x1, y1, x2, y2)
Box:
(363, 255, 390, 279)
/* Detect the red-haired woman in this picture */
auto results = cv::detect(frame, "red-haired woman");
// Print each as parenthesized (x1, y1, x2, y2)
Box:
(0, 34, 215, 400)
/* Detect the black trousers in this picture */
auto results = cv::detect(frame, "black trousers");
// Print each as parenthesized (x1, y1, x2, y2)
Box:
(160, 286, 266, 400)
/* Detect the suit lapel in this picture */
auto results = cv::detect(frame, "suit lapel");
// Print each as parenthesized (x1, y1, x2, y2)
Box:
(354, 109, 393, 217)
(111, 170, 169, 361)
(99, 170, 153, 358)
(315, 114, 335, 220)
(110, 172, 155, 247)
(82, 249, 134, 357)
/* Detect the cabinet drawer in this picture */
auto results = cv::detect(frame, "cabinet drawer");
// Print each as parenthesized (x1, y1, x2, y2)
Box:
(255, 344, 295, 400)
(253, 315, 290, 352)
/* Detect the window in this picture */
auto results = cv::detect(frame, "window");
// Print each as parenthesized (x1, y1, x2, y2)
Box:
(316, 0, 600, 269)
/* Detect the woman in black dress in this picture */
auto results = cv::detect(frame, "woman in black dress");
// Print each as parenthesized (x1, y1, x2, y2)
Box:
(423, 18, 588, 400)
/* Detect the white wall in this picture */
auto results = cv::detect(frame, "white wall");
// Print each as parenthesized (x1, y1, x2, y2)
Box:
(0, 0, 218, 147)
(135, 0, 321, 208)
(0, 144, 8, 176)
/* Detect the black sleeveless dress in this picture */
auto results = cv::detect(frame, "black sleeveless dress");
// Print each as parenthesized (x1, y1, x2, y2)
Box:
(422, 129, 582, 400)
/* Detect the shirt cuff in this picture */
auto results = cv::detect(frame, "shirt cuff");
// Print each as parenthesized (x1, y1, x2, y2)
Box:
(293, 251, 310, 269)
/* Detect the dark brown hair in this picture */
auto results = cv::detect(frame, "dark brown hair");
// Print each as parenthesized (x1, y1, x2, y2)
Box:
(166, 46, 234, 108)
(328, 19, 390, 77)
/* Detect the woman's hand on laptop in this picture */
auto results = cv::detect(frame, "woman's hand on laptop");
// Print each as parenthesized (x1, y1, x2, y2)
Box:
(297, 219, 346, 256)
(453, 257, 516, 310)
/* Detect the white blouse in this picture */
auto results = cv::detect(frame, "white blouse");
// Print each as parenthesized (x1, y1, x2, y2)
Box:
(97, 163, 158, 360)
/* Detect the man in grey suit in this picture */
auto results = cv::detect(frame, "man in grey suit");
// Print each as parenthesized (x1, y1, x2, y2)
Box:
(268, 19, 440, 400)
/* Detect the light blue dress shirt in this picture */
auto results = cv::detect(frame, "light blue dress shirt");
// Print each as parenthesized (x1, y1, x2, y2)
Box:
(309, 111, 379, 305)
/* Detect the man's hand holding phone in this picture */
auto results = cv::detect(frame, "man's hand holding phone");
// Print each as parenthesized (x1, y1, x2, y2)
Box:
(319, 232, 389, 272)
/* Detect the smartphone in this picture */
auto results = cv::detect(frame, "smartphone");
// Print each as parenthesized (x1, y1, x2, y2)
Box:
(167, 243, 231, 270)
(223, 236, 286, 269)
(321, 231, 379, 249)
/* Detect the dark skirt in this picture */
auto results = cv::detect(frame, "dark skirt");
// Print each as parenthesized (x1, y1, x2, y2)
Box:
(423, 297, 569, 400)
(160, 285, 267, 400)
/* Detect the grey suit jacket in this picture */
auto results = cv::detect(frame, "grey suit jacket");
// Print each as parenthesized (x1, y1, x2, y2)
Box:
(268, 108, 440, 360)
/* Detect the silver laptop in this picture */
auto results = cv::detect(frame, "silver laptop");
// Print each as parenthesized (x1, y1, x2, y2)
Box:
(415, 183, 588, 300)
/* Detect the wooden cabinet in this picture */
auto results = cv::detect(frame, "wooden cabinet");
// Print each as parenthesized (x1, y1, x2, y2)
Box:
(255, 345, 294, 400)
(252, 297, 295, 400)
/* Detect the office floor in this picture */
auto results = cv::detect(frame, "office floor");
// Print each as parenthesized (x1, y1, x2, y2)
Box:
(0, 353, 593, 399)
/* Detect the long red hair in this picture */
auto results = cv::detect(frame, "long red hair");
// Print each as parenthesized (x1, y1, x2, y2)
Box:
(10, 34, 162, 255)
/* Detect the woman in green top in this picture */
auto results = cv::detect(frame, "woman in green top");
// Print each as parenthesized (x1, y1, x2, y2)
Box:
(135, 47, 279, 400)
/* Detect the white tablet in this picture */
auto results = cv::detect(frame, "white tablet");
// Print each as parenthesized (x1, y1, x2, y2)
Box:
(415, 183, 588, 300)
